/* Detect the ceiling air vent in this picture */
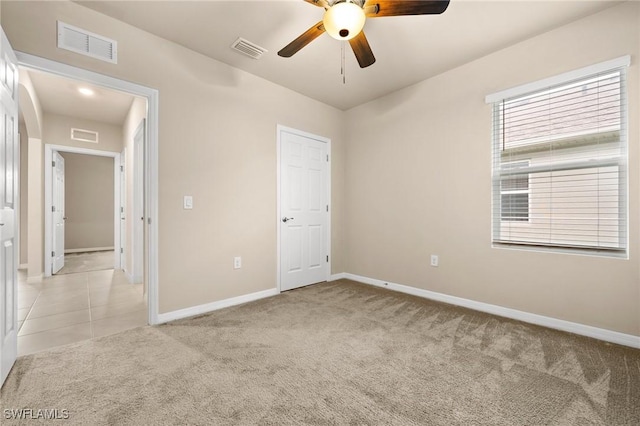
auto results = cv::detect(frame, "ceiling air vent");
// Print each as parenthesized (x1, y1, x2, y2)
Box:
(230, 37, 268, 59)
(71, 128, 99, 144)
(57, 21, 118, 64)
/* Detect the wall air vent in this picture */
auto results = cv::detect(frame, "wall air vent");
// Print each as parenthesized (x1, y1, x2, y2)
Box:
(71, 128, 99, 144)
(57, 21, 118, 64)
(230, 37, 268, 59)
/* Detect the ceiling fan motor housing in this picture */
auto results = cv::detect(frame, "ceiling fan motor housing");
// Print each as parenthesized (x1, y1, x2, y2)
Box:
(323, 0, 367, 41)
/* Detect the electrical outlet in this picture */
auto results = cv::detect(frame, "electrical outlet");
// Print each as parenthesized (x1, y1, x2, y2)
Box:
(234, 256, 242, 269)
(430, 255, 439, 267)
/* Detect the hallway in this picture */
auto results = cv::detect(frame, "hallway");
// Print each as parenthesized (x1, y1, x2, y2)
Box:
(17, 269, 146, 356)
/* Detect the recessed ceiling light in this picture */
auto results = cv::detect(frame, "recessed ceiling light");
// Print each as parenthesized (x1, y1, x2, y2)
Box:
(78, 87, 95, 96)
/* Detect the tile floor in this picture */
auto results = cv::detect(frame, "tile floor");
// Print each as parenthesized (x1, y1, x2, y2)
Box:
(57, 250, 115, 275)
(17, 268, 147, 356)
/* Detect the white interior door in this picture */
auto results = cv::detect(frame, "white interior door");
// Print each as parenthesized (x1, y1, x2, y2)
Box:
(132, 122, 144, 283)
(0, 27, 19, 388)
(280, 129, 329, 291)
(119, 149, 126, 270)
(51, 152, 65, 274)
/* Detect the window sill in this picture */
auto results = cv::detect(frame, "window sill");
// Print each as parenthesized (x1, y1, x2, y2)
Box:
(491, 242, 628, 260)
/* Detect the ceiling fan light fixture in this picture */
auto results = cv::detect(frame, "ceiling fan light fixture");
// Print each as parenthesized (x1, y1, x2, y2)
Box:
(323, 1, 366, 41)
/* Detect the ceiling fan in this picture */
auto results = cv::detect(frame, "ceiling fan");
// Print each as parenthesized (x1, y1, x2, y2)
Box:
(278, 0, 451, 68)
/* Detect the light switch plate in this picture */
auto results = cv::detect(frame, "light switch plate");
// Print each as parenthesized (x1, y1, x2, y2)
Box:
(183, 195, 193, 210)
(430, 255, 439, 267)
(234, 256, 242, 269)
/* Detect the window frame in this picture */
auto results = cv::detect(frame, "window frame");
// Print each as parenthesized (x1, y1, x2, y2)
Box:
(487, 56, 630, 257)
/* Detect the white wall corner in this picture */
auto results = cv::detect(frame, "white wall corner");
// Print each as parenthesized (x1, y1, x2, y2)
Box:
(342, 273, 640, 349)
(156, 288, 280, 324)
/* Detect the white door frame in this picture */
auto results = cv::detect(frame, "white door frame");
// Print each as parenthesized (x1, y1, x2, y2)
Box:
(276, 125, 331, 293)
(17, 52, 160, 325)
(15, 131, 20, 270)
(44, 145, 121, 275)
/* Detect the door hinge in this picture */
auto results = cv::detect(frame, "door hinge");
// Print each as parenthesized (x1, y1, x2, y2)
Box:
(326, 154, 329, 162)
(121, 207, 124, 213)
(51, 251, 55, 257)
(120, 248, 123, 254)
(326, 255, 329, 262)
(147, 218, 151, 225)
(52, 206, 56, 212)
(326, 205, 329, 212)
(120, 165, 124, 172)
(52, 160, 55, 167)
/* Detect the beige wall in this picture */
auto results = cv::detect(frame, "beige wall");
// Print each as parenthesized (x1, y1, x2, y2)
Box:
(27, 137, 43, 278)
(19, 121, 27, 266)
(18, 69, 43, 139)
(344, 2, 640, 336)
(5, 1, 635, 338)
(18, 69, 45, 279)
(1, 1, 346, 313)
(60, 152, 114, 251)
(42, 112, 123, 152)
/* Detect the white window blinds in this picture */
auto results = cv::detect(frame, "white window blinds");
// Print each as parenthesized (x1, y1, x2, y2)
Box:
(488, 57, 629, 253)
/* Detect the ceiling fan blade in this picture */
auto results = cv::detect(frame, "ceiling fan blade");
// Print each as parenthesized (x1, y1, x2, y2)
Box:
(364, 0, 450, 17)
(349, 31, 376, 68)
(303, 0, 329, 8)
(278, 21, 326, 58)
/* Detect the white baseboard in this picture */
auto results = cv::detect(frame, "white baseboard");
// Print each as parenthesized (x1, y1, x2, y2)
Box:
(64, 246, 114, 254)
(329, 273, 347, 281)
(26, 274, 43, 284)
(156, 288, 280, 324)
(340, 273, 640, 349)
(124, 270, 142, 284)
(18, 263, 27, 270)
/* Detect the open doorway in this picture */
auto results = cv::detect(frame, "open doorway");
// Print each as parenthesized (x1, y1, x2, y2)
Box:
(16, 62, 153, 356)
(45, 147, 120, 276)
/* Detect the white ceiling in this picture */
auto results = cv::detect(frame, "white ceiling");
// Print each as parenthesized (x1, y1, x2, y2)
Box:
(27, 69, 136, 125)
(76, 0, 620, 110)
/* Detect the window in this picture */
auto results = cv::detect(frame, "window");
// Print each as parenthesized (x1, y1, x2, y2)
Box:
(500, 161, 529, 222)
(487, 57, 629, 254)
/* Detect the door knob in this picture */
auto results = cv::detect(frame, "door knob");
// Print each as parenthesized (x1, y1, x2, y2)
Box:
(282, 217, 294, 223)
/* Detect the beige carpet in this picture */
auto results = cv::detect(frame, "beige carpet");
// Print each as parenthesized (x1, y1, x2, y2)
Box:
(1, 280, 638, 425)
